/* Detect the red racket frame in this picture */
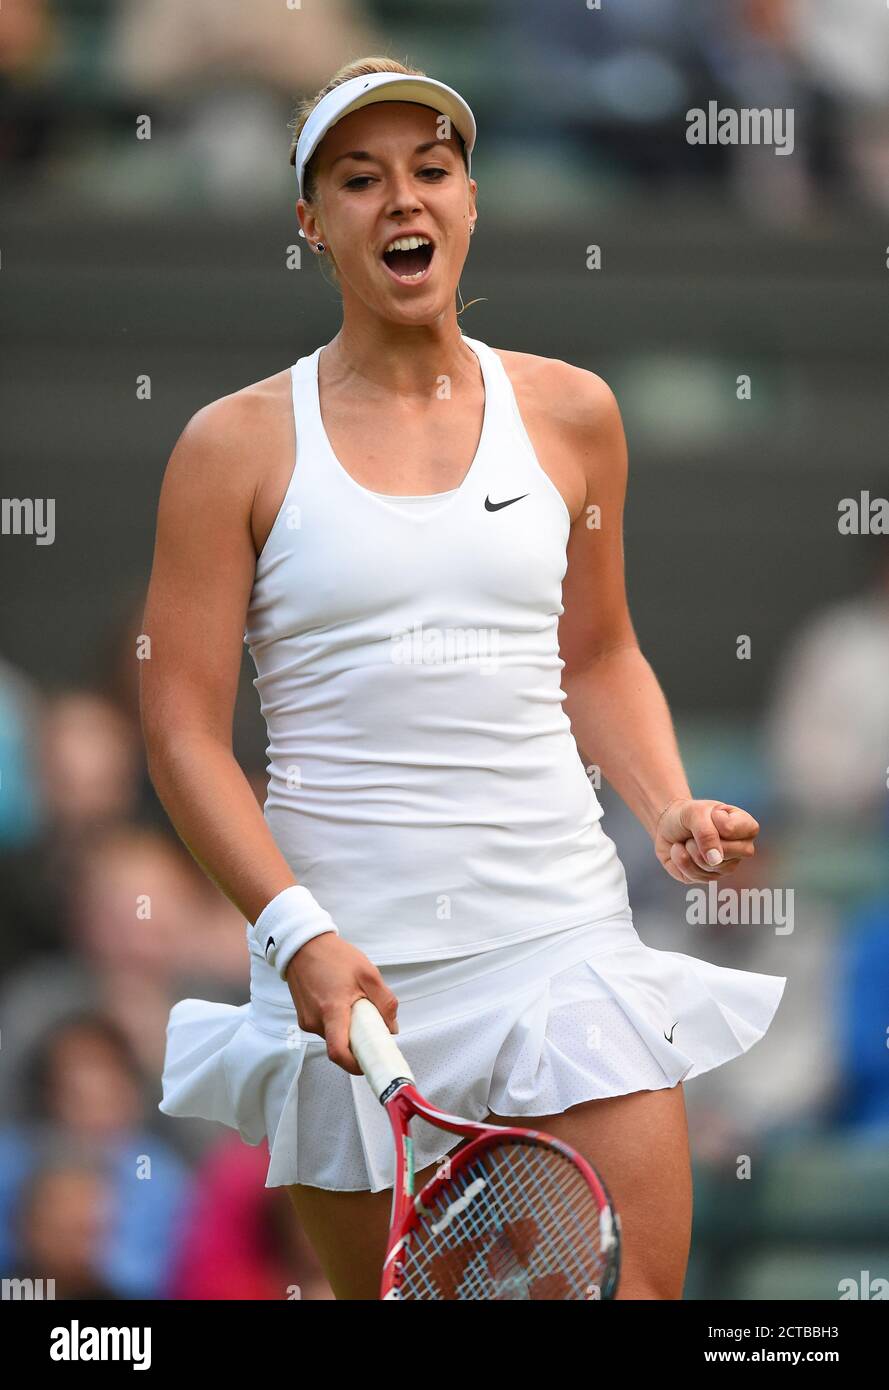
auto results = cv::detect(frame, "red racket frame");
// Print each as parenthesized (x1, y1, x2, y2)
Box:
(379, 1079, 621, 1300)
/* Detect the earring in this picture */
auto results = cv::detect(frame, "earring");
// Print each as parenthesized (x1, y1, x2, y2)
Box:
(314, 242, 326, 254)
(469, 223, 475, 235)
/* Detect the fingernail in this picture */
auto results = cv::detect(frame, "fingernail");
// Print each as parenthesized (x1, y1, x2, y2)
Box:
(706, 849, 723, 866)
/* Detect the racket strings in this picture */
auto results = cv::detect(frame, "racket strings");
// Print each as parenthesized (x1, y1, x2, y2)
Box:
(396, 1139, 614, 1300)
(403, 1146, 603, 1300)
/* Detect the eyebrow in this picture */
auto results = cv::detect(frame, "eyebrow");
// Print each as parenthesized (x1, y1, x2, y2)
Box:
(329, 139, 456, 171)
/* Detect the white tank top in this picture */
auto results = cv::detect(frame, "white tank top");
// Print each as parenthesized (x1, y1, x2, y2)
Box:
(244, 334, 631, 965)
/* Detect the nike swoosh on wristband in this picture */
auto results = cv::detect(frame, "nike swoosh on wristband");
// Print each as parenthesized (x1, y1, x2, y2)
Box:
(484, 493, 528, 511)
(664, 1022, 678, 1043)
(265, 935, 275, 961)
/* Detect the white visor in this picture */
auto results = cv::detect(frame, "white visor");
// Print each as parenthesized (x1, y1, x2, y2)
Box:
(294, 71, 476, 204)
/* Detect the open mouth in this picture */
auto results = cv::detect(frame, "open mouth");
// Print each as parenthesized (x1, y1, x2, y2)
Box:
(381, 235, 435, 282)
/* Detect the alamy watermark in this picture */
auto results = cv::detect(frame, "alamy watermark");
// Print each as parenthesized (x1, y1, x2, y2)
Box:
(686, 882, 794, 934)
(1, 498, 55, 545)
(686, 102, 794, 156)
(50, 1321, 151, 1369)
(2, 1276, 56, 1299)
(390, 622, 501, 672)
(838, 490, 888, 534)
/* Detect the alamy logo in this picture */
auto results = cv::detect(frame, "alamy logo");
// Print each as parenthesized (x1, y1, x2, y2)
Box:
(686, 882, 794, 934)
(686, 102, 794, 156)
(50, 1320, 151, 1370)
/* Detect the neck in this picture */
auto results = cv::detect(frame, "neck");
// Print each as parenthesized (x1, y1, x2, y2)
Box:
(322, 311, 477, 397)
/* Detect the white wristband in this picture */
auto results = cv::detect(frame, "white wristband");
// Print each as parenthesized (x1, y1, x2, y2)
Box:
(249, 885, 338, 980)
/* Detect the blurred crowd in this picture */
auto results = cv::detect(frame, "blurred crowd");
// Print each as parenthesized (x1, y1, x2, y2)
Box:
(4, 0, 889, 221)
(0, 611, 335, 1299)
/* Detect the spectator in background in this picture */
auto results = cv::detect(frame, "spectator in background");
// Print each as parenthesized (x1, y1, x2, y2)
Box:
(0, 688, 142, 979)
(103, 0, 382, 205)
(0, 0, 60, 178)
(106, 0, 379, 95)
(0, 655, 42, 851)
(166, 1134, 332, 1300)
(0, 823, 248, 1120)
(696, 0, 816, 225)
(786, 0, 889, 214)
(763, 540, 889, 828)
(10, 1154, 120, 1300)
(39, 689, 141, 831)
(682, 523, 889, 1161)
(0, 1013, 190, 1297)
(494, 0, 710, 188)
(831, 893, 889, 1132)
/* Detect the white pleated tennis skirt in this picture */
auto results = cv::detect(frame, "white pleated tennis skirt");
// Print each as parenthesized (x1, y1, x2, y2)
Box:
(159, 909, 786, 1192)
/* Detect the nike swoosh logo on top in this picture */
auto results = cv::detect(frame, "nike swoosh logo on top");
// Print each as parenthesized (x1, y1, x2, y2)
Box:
(265, 935, 276, 961)
(664, 1022, 678, 1043)
(485, 493, 529, 512)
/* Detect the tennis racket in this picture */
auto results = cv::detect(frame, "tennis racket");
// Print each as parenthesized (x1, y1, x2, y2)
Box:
(350, 998, 621, 1301)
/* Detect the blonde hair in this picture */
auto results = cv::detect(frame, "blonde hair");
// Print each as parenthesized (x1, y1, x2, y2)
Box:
(288, 56, 480, 313)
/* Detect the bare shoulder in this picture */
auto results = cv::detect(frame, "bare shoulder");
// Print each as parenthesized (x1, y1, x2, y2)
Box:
(159, 369, 294, 559)
(169, 368, 292, 492)
(492, 348, 621, 433)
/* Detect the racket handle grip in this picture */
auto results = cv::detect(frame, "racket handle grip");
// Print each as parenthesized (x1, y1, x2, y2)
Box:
(350, 998, 414, 1100)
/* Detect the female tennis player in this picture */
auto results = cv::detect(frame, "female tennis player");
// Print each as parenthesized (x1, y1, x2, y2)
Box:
(142, 56, 786, 1300)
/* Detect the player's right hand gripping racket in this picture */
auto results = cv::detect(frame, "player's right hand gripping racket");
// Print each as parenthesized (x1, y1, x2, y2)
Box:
(350, 998, 621, 1301)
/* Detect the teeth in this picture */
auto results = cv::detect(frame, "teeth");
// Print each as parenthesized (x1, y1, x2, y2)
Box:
(384, 235, 431, 253)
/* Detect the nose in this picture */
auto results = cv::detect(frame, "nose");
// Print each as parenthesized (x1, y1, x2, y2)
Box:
(385, 167, 424, 220)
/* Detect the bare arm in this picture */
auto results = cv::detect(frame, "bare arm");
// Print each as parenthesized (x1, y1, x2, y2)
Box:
(554, 367, 758, 881)
(139, 392, 398, 1067)
(555, 369, 691, 839)
(140, 394, 298, 923)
